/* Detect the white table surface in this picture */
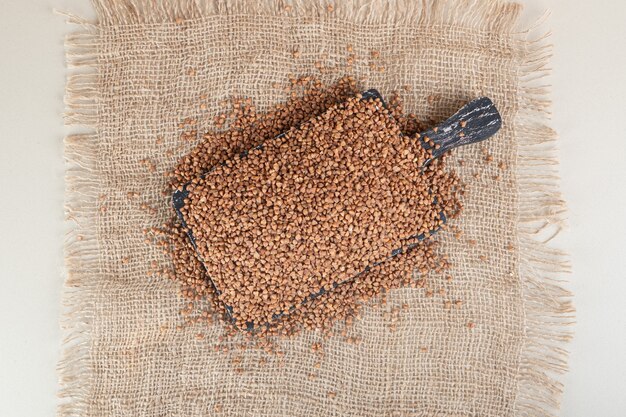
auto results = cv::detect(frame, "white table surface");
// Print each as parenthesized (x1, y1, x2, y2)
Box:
(1, 1, 625, 416)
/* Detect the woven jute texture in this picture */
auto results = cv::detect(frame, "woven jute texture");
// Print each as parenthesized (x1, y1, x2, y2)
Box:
(60, 1, 573, 416)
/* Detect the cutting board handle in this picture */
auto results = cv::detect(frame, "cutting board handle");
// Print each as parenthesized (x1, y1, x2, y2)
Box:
(420, 97, 502, 163)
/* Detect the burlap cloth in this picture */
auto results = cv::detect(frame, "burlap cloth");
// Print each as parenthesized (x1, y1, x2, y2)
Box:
(60, 1, 573, 416)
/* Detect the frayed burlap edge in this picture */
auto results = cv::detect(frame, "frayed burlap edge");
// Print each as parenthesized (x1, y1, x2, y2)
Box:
(59, 1, 573, 416)
(59, 16, 100, 417)
(513, 17, 575, 416)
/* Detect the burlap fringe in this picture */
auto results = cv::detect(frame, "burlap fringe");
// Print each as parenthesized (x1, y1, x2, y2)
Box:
(87, 0, 521, 31)
(513, 18, 574, 417)
(59, 19, 100, 417)
(60, 1, 572, 416)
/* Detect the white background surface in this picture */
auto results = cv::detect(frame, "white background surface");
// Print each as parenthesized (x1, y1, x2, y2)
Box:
(1, 1, 625, 416)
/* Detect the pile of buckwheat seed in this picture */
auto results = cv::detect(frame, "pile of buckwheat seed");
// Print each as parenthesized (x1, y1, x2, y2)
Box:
(180, 95, 457, 329)
(160, 76, 462, 339)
